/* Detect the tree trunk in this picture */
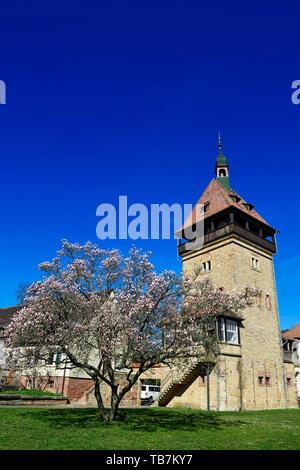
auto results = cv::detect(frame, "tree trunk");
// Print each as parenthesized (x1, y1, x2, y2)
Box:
(109, 387, 121, 423)
(94, 379, 121, 424)
(94, 378, 110, 423)
(94, 368, 145, 424)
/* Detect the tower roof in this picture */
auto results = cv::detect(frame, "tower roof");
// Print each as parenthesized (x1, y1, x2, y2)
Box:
(216, 132, 228, 167)
(215, 133, 230, 189)
(181, 178, 270, 232)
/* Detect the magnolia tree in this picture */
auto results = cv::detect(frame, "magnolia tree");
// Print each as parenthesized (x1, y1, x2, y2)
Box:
(5, 240, 256, 423)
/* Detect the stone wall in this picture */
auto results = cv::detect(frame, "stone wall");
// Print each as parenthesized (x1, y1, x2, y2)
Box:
(167, 236, 298, 410)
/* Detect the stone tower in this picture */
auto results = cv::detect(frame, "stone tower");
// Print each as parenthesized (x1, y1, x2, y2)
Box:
(159, 137, 297, 410)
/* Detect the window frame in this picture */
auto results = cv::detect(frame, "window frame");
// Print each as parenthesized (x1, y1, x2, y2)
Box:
(46, 351, 63, 366)
(251, 256, 260, 271)
(200, 260, 212, 274)
(266, 294, 272, 310)
(203, 202, 210, 213)
(257, 373, 272, 386)
(258, 376, 264, 385)
(217, 316, 240, 346)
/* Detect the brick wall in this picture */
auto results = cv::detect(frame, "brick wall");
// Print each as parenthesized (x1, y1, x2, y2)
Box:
(64, 377, 94, 401)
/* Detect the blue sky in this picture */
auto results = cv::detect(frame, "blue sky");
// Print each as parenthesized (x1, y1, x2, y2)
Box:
(0, 1, 299, 329)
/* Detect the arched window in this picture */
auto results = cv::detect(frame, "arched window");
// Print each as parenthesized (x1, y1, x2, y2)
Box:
(218, 169, 226, 177)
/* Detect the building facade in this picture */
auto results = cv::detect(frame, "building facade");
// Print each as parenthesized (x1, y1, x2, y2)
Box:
(282, 323, 300, 404)
(0, 307, 21, 390)
(158, 137, 298, 410)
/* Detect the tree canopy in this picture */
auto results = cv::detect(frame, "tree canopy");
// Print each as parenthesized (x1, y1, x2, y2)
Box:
(5, 240, 256, 422)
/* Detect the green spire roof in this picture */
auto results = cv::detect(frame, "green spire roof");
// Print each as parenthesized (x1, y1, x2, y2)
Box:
(215, 132, 231, 189)
(216, 132, 228, 166)
(218, 175, 230, 189)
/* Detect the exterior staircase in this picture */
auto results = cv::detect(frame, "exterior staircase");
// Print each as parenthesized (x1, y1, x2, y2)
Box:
(158, 359, 207, 407)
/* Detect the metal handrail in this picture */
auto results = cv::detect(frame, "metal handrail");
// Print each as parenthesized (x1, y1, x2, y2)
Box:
(160, 355, 215, 397)
(160, 360, 196, 395)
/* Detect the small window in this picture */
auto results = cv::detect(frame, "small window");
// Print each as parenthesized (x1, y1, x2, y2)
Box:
(201, 260, 211, 273)
(47, 351, 62, 366)
(251, 257, 260, 270)
(265, 376, 271, 386)
(48, 379, 54, 388)
(53, 352, 62, 366)
(266, 294, 272, 310)
(258, 376, 264, 385)
(284, 341, 291, 352)
(256, 292, 262, 307)
(141, 385, 146, 391)
(287, 377, 292, 386)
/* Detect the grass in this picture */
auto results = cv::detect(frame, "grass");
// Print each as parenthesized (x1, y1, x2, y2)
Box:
(0, 389, 63, 397)
(0, 407, 299, 450)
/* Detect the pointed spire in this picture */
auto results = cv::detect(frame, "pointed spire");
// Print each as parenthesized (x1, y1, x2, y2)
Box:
(216, 132, 227, 164)
(215, 133, 230, 189)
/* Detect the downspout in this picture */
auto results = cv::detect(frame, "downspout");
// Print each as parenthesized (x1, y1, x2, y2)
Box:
(206, 364, 210, 412)
(61, 356, 67, 396)
(272, 230, 289, 408)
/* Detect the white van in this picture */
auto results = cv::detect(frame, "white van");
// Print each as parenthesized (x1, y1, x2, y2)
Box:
(141, 384, 160, 403)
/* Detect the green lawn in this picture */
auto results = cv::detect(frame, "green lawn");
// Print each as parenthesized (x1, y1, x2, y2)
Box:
(0, 389, 62, 397)
(0, 407, 299, 450)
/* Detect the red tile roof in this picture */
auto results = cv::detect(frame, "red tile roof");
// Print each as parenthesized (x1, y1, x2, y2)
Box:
(282, 323, 300, 340)
(181, 178, 270, 231)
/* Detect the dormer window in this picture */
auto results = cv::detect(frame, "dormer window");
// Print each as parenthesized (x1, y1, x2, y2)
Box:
(243, 203, 254, 211)
(203, 202, 210, 213)
(230, 194, 241, 203)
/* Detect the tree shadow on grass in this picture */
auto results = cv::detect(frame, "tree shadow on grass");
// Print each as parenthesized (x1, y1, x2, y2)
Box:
(26, 407, 246, 432)
(117, 408, 246, 432)
(25, 408, 101, 429)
